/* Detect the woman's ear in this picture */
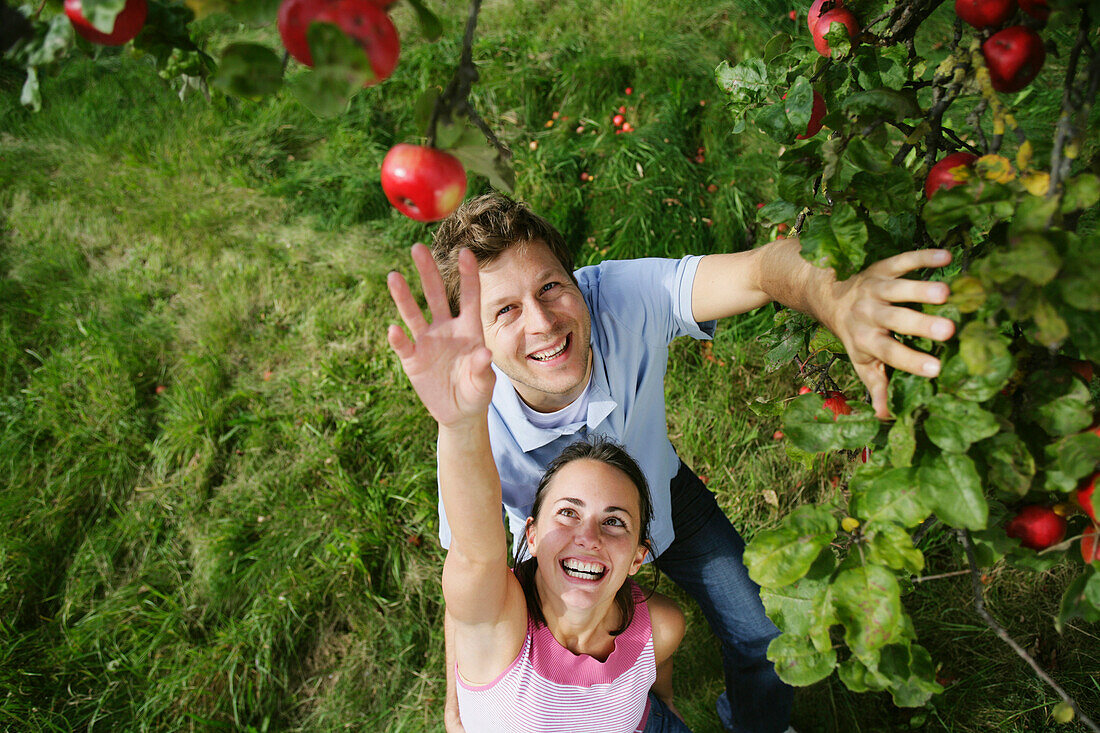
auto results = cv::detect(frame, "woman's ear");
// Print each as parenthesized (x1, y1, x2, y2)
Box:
(524, 517, 537, 555)
(627, 544, 648, 575)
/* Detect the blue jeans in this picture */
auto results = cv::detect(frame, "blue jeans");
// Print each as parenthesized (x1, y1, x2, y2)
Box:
(653, 462, 792, 733)
(643, 692, 694, 733)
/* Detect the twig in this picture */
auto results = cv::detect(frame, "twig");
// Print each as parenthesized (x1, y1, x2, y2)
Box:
(956, 530, 1100, 733)
(911, 569, 969, 583)
(1048, 4, 1100, 198)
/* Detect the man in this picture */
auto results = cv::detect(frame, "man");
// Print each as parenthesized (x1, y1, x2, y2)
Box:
(387, 194, 955, 733)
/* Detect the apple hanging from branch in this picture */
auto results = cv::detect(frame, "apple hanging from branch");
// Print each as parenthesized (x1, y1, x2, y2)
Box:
(811, 8, 859, 58)
(64, 0, 147, 45)
(954, 0, 1016, 29)
(278, 0, 401, 86)
(380, 144, 468, 223)
(982, 26, 1046, 93)
(924, 152, 978, 199)
(1005, 505, 1067, 550)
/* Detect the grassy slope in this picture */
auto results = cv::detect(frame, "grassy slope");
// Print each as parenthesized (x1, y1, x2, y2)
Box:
(1, 0, 1098, 730)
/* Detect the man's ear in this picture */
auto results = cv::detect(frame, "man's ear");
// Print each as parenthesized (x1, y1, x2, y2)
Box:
(627, 545, 648, 575)
(524, 517, 537, 555)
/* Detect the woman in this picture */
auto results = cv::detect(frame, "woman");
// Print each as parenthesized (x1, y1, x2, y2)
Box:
(387, 245, 690, 733)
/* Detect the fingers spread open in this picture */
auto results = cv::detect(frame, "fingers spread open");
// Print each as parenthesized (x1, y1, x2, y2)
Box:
(387, 270, 429, 338)
(410, 242, 452, 323)
(852, 360, 889, 419)
(870, 249, 952, 279)
(870, 332, 942, 379)
(456, 248, 481, 322)
(387, 323, 415, 361)
(875, 305, 956, 342)
(875, 277, 950, 307)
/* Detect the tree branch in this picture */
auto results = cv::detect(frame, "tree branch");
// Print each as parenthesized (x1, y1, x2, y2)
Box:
(956, 530, 1100, 733)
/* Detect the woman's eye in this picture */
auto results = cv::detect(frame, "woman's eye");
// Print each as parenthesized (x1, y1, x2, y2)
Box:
(604, 517, 626, 528)
(558, 507, 576, 518)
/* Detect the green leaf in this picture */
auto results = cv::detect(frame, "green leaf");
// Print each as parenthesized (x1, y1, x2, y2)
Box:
(756, 101, 797, 143)
(758, 199, 802, 224)
(24, 16, 73, 67)
(777, 152, 821, 206)
(821, 18, 853, 58)
(744, 504, 837, 588)
(948, 275, 986, 314)
(79, 0, 127, 34)
(842, 89, 919, 122)
(449, 140, 515, 195)
(957, 321, 1010, 378)
(850, 168, 917, 213)
(413, 88, 441, 137)
(1029, 294, 1069, 348)
(287, 23, 373, 117)
(845, 136, 891, 174)
(20, 67, 41, 113)
(937, 350, 1015, 403)
(832, 565, 905, 656)
(849, 465, 930, 528)
(799, 204, 867, 280)
(760, 551, 838, 638)
(1044, 431, 1100, 485)
(227, 0, 280, 24)
(809, 326, 845, 354)
(715, 58, 770, 107)
(923, 394, 1000, 453)
(865, 522, 924, 574)
(917, 452, 988, 530)
(211, 43, 283, 101)
(1063, 305, 1100, 363)
(976, 232, 1061, 286)
(1061, 173, 1100, 214)
(1059, 234, 1100, 311)
(1025, 370, 1093, 437)
(979, 432, 1035, 497)
(879, 44, 910, 90)
(763, 33, 793, 62)
(767, 632, 838, 686)
(888, 371, 933, 419)
(969, 527, 1018, 567)
(782, 393, 880, 453)
(407, 0, 443, 41)
(838, 653, 891, 693)
(1056, 566, 1100, 632)
(887, 415, 916, 468)
(783, 76, 815, 138)
(1009, 194, 1059, 235)
(878, 643, 943, 707)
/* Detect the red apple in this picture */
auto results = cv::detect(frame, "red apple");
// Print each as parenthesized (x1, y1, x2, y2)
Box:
(924, 152, 978, 199)
(1005, 505, 1067, 550)
(1018, 0, 1050, 21)
(64, 0, 146, 45)
(982, 26, 1045, 93)
(955, 0, 1015, 29)
(1064, 358, 1095, 383)
(806, 0, 841, 35)
(798, 386, 813, 394)
(783, 89, 827, 139)
(380, 144, 467, 223)
(1076, 473, 1098, 523)
(278, 0, 400, 86)
(823, 390, 852, 418)
(811, 8, 859, 58)
(1082, 525, 1100, 564)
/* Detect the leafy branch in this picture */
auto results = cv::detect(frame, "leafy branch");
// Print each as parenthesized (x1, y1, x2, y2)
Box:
(957, 530, 1100, 733)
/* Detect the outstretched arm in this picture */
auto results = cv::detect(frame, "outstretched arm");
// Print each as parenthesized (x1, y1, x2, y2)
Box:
(387, 244, 516, 626)
(691, 238, 955, 418)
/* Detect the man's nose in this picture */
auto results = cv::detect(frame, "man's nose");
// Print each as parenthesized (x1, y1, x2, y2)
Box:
(525, 300, 556, 333)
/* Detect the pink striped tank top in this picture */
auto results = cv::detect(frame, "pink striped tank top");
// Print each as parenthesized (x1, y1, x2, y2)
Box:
(455, 581, 656, 733)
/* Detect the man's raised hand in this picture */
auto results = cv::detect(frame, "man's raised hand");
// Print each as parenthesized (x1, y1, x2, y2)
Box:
(387, 244, 495, 427)
(825, 248, 956, 418)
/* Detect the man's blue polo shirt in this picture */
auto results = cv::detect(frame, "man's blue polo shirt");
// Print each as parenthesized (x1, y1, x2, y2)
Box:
(438, 255, 716, 557)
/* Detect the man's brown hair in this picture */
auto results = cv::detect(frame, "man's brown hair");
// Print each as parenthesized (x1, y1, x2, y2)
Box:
(431, 194, 577, 316)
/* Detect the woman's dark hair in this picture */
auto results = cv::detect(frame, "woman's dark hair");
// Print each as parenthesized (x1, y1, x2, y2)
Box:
(513, 437, 654, 636)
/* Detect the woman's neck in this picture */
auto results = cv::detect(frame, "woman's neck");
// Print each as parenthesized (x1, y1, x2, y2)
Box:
(535, 576, 623, 661)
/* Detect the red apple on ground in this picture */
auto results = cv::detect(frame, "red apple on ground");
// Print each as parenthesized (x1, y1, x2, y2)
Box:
(811, 8, 859, 57)
(1005, 505, 1067, 550)
(823, 391, 852, 419)
(1082, 525, 1100, 563)
(65, 0, 146, 45)
(924, 152, 978, 199)
(380, 144, 467, 223)
(278, 0, 400, 86)
(982, 26, 1045, 93)
(1076, 473, 1098, 523)
(955, 0, 1015, 29)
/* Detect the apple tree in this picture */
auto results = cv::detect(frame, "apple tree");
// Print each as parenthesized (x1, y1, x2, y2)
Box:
(1, 0, 514, 221)
(718, 0, 1099, 723)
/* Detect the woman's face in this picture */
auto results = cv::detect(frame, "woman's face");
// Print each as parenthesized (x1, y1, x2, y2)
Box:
(524, 458, 648, 612)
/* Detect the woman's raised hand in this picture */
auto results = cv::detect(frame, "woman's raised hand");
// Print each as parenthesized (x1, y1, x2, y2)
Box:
(387, 244, 496, 428)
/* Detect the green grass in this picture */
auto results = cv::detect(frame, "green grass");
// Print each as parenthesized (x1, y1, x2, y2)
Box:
(1, 0, 1098, 730)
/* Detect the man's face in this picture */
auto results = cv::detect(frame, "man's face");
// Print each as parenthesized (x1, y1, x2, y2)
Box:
(477, 240, 592, 413)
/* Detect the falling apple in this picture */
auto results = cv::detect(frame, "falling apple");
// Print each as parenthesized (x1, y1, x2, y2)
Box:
(380, 144, 467, 223)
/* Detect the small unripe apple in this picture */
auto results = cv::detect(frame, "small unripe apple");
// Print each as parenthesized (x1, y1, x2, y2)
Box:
(982, 26, 1046, 93)
(64, 0, 147, 45)
(380, 144, 467, 223)
(822, 390, 852, 419)
(955, 0, 1015, 29)
(924, 152, 978, 199)
(811, 8, 859, 58)
(1075, 473, 1098, 523)
(1005, 505, 1067, 550)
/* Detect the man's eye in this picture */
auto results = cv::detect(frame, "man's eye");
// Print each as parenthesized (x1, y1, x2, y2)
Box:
(540, 282, 558, 294)
(497, 305, 514, 316)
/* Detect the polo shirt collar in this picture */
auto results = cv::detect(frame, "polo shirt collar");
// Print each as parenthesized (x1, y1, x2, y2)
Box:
(491, 345, 617, 453)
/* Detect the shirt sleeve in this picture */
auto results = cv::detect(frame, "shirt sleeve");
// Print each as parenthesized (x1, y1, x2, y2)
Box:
(577, 255, 716, 345)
